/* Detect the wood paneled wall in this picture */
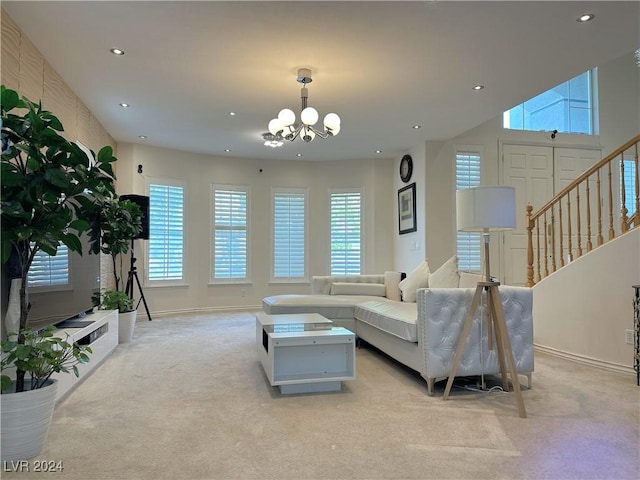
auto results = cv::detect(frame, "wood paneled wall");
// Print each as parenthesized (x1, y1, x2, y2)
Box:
(1, 9, 115, 153)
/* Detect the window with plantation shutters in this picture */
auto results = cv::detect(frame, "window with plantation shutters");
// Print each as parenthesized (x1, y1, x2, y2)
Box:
(330, 190, 362, 275)
(456, 151, 482, 272)
(27, 243, 69, 287)
(272, 188, 306, 281)
(148, 182, 184, 282)
(212, 186, 248, 282)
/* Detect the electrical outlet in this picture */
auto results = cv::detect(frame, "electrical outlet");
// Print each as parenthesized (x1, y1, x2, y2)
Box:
(625, 329, 634, 345)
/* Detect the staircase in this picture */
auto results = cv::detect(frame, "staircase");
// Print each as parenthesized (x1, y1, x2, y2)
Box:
(525, 134, 640, 286)
(526, 134, 640, 373)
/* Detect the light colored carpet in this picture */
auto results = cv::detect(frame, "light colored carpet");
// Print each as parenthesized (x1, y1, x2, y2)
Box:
(4, 311, 639, 480)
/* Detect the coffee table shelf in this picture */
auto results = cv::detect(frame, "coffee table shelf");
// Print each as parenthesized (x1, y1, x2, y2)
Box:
(256, 313, 355, 394)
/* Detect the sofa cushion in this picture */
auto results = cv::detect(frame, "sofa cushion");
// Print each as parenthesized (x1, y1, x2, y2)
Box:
(331, 282, 386, 296)
(263, 294, 381, 319)
(355, 299, 418, 342)
(399, 260, 430, 303)
(311, 275, 385, 294)
(428, 255, 460, 288)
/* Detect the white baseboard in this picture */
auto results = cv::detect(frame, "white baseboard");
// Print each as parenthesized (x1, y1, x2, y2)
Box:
(136, 305, 262, 320)
(534, 343, 635, 376)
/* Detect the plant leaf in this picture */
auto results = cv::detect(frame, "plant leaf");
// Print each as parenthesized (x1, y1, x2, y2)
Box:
(1, 87, 19, 112)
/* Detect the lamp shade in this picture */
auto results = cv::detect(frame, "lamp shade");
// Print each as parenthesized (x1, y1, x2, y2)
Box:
(456, 186, 516, 232)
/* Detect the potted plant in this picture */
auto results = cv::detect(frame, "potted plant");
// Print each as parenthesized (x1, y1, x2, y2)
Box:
(0, 85, 116, 460)
(96, 196, 142, 343)
(1, 327, 92, 461)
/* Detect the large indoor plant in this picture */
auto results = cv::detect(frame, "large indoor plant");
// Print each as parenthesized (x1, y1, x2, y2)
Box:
(0, 85, 116, 460)
(95, 196, 142, 343)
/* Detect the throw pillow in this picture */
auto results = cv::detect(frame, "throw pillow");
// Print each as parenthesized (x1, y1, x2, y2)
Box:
(398, 260, 430, 303)
(429, 255, 460, 288)
(384, 271, 405, 301)
(459, 271, 484, 288)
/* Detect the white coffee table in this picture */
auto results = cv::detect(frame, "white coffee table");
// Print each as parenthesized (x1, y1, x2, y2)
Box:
(256, 312, 356, 394)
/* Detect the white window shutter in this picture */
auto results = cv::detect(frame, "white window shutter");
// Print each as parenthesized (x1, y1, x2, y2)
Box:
(330, 191, 362, 275)
(456, 152, 482, 272)
(273, 189, 306, 280)
(213, 187, 248, 280)
(148, 183, 184, 281)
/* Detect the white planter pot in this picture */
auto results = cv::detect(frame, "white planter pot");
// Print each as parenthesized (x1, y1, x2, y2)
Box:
(118, 310, 137, 344)
(1, 379, 58, 462)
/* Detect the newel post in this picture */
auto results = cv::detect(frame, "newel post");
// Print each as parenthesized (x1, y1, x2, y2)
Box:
(526, 204, 535, 287)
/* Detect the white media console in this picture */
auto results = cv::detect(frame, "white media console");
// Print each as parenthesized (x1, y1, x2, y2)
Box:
(52, 309, 119, 402)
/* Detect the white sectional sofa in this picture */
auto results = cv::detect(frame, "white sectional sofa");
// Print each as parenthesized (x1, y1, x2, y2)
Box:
(262, 261, 534, 395)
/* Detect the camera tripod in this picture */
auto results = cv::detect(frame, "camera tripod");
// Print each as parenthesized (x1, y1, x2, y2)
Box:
(125, 239, 152, 321)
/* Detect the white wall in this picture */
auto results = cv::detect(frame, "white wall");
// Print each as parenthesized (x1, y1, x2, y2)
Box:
(533, 228, 639, 371)
(115, 144, 394, 315)
(393, 142, 427, 273)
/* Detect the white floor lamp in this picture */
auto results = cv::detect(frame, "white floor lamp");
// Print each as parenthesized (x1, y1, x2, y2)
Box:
(443, 186, 527, 418)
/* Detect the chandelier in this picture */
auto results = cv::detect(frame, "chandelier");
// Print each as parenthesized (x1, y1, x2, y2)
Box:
(267, 68, 341, 143)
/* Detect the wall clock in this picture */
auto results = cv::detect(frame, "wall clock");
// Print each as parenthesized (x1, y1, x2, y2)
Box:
(399, 154, 413, 183)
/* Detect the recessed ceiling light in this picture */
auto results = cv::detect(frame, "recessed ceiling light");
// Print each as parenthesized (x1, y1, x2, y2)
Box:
(412, 125, 421, 129)
(472, 85, 484, 91)
(296, 153, 302, 157)
(138, 135, 147, 139)
(375, 150, 382, 154)
(224, 148, 231, 152)
(119, 103, 130, 108)
(229, 112, 236, 116)
(110, 48, 125, 55)
(577, 13, 595, 22)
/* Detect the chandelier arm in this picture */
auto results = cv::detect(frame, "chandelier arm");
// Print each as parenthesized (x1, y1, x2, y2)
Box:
(286, 125, 303, 142)
(308, 126, 330, 139)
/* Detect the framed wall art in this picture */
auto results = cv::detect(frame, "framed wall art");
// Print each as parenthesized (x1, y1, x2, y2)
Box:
(398, 183, 417, 234)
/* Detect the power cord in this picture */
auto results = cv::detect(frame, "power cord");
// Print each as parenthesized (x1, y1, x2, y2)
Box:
(453, 383, 506, 394)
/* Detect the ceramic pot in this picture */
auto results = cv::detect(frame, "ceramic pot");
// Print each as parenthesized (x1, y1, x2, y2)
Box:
(1, 379, 58, 462)
(118, 310, 137, 343)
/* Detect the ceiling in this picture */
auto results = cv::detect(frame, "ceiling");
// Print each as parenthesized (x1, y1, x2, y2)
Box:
(3, 1, 639, 162)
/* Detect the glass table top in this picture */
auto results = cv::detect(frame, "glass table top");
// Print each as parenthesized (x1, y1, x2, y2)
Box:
(262, 323, 335, 334)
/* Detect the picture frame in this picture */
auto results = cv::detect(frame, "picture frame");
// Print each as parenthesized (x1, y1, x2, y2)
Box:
(398, 183, 417, 234)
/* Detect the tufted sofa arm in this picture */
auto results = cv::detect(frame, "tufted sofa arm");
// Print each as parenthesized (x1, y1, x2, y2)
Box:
(311, 275, 385, 295)
(416, 286, 534, 382)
